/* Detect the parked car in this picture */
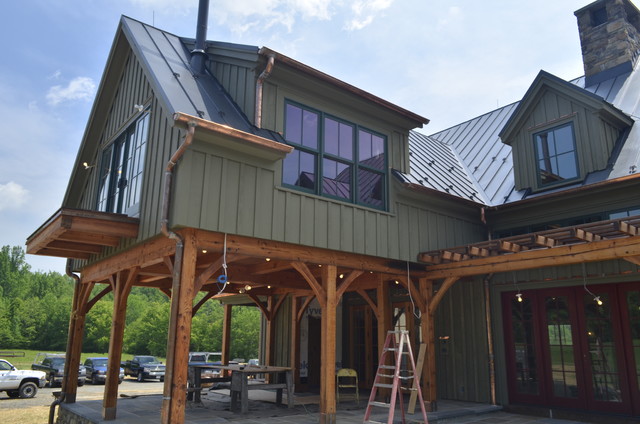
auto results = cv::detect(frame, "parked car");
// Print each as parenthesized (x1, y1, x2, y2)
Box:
(0, 359, 47, 398)
(188, 352, 222, 381)
(84, 357, 124, 385)
(31, 353, 86, 387)
(122, 355, 165, 382)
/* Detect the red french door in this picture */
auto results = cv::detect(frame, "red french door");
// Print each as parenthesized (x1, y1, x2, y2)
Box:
(503, 283, 640, 416)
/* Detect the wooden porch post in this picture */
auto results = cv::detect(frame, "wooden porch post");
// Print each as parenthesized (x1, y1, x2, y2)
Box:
(161, 230, 197, 424)
(419, 278, 437, 411)
(221, 303, 232, 370)
(290, 296, 300, 386)
(320, 265, 337, 424)
(265, 296, 275, 366)
(375, 275, 391, 399)
(62, 280, 93, 403)
(103, 269, 137, 420)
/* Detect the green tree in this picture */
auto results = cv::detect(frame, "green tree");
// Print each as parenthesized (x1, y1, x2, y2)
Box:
(230, 306, 260, 360)
(84, 300, 114, 352)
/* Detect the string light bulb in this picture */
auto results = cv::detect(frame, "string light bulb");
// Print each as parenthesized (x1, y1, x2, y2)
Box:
(582, 263, 602, 307)
(339, 273, 344, 279)
(516, 292, 523, 303)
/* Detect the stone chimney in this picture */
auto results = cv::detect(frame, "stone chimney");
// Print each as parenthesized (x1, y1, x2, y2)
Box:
(574, 0, 640, 85)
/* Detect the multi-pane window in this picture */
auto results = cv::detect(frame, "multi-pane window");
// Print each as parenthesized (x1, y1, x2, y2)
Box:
(534, 123, 579, 187)
(97, 112, 149, 216)
(282, 102, 387, 209)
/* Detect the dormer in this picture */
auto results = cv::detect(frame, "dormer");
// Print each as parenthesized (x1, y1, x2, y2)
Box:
(498, 71, 633, 193)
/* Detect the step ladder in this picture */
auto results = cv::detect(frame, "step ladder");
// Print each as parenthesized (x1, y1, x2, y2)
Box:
(363, 330, 429, 424)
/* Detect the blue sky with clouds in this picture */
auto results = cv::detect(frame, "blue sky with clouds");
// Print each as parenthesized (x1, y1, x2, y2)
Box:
(1, 0, 597, 273)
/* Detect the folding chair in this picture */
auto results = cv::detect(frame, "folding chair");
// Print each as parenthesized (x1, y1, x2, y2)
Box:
(336, 368, 359, 405)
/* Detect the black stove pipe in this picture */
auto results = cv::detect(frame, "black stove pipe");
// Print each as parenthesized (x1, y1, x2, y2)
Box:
(190, 0, 209, 74)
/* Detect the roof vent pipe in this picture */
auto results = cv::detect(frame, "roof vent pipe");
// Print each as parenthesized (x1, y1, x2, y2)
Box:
(190, 0, 210, 74)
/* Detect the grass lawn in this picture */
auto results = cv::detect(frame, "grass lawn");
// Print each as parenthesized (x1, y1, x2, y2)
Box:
(1, 405, 50, 424)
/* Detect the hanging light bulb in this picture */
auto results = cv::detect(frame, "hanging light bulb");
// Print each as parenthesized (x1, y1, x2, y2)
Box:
(582, 263, 602, 307)
(339, 273, 344, 279)
(516, 292, 523, 303)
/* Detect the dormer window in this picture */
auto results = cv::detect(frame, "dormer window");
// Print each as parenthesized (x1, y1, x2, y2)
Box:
(534, 122, 579, 187)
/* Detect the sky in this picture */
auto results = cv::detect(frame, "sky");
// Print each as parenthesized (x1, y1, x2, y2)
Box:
(0, 0, 600, 273)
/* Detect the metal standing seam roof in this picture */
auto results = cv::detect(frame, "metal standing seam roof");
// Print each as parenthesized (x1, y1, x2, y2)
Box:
(399, 65, 640, 207)
(120, 16, 285, 143)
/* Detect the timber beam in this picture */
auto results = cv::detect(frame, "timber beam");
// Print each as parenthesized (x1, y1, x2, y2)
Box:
(423, 235, 640, 279)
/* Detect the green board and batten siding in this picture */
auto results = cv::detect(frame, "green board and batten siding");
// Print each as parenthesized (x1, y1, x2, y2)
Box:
(76, 48, 185, 253)
(171, 139, 485, 262)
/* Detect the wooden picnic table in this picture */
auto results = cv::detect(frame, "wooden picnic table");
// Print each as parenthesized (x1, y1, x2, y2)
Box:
(186, 365, 293, 414)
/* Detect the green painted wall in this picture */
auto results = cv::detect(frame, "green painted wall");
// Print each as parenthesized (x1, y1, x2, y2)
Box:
(171, 136, 485, 262)
(434, 278, 491, 403)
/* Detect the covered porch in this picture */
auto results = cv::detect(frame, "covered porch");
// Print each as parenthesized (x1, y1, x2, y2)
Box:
(27, 208, 640, 423)
(27, 208, 439, 424)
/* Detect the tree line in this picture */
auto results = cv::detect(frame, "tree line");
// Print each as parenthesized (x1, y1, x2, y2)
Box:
(0, 245, 260, 360)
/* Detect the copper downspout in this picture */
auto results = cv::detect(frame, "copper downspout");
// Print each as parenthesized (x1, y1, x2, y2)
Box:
(160, 120, 196, 409)
(49, 259, 79, 423)
(254, 51, 275, 128)
(483, 274, 496, 405)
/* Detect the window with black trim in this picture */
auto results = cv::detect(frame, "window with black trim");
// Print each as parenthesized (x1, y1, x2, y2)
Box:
(282, 102, 387, 209)
(534, 122, 579, 187)
(97, 111, 149, 216)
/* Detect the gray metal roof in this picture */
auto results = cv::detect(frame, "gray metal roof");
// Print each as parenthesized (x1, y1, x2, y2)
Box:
(120, 16, 284, 143)
(400, 64, 640, 206)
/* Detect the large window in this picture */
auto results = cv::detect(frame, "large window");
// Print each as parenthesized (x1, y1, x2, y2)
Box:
(534, 123, 579, 187)
(282, 102, 387, 209)
(97, 111, 149, 216)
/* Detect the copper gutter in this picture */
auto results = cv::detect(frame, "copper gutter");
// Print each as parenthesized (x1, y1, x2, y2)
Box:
(255, 50, 275, 128)
(483, 274, 496, 405)
(488, 172, 640, 211)
(258, 46, 429, 126)
(49, 260, 79, 423)
(160, 120, 196, 411)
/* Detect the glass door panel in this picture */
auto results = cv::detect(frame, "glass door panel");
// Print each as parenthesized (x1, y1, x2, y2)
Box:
(511, 296, 540, 395)
(545, 295, 580, 399)
(583, 292, 622, 403)
(623, 287, 640, 413)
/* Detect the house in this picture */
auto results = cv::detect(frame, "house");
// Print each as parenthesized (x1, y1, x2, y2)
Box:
(26, 0, 640, 423)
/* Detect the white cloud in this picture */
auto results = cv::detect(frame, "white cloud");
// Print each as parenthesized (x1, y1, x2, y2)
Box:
(48, 70, 62, 80)
(0, 182, 29, 211)
(46, 77, 96, 106)
(345, 0, 393, 30)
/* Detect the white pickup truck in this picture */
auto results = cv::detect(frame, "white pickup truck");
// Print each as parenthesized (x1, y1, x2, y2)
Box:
(0, 359, 47, 398)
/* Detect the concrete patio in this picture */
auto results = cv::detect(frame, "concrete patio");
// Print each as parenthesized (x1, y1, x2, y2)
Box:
(56, 387, 596, 424)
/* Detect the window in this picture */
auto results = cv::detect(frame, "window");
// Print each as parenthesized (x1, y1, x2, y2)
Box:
(534, 123, 579, 187)
(97, 112, 149, 216)
(282, 102, 387, 209)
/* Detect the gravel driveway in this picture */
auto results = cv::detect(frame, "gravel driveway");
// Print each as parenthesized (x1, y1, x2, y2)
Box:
(0, 379, 164, 408)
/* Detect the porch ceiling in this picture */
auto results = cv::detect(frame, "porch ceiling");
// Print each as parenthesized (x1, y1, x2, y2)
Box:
(419, 215, 640, 279)
(26, 208, 139, 260)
